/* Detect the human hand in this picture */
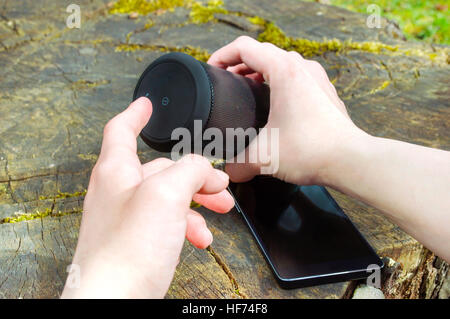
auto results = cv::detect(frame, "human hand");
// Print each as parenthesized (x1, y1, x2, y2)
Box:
(208, 36, 365, 186)
(61, 97, 234, 298)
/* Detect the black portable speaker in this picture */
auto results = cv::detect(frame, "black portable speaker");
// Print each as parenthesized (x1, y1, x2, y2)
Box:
(133, 52, 270, 158)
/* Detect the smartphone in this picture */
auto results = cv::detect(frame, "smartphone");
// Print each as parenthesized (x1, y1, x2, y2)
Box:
(229, 176, 383, 289)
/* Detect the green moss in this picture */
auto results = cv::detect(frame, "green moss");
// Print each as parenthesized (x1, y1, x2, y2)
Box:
(0, 208, 83, 224)
(71, 79, 110, 91)
(247, 15, 449, 63)
(178, 46, 211, 62)
(3, 189, 86, 224)
(368, 80, 390, 94)
(125, 19, 155, 43)
(210, 158, 224, 168)
(189, 0, 228, 24)
(115, 43, 211, 61)
(39, 190, 87, 201)
(109, 0, 189, 15)
(1, 200, 198, 223)
(401, 47, 446, 62)
(247, 16, 266, 26)
(125, 31, 134, 43)
(144, 20, 155, 29)
(253, 18, 398, 57)
(1, 208, 52, 224)
(112, 2, 445, 63)
(77, 153, 99, 162)
(190, 200, 201, 208)
(0, 183, 8, 195)
(303, 0, 450, 45)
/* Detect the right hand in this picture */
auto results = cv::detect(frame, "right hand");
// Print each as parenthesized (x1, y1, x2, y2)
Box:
(211, 37, 450, 264)
(208, 36, 365, 186)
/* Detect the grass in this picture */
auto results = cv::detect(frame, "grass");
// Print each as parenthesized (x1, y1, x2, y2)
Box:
(306, 0, 449, 45)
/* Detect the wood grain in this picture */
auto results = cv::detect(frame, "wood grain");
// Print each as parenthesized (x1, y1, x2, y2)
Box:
(0, 0, 448, 298)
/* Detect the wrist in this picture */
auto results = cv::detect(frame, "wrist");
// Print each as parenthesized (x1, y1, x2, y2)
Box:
(317, 125, 376, 191)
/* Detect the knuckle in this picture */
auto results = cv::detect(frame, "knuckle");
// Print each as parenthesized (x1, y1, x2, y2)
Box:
(92, 160, 114, 180)
(261, 42, 276, 49)
(151, 180, 184, 204)
(288, 51, 303, 60)
(308, 60, 326, 73)
(179, 153, 210, 168)
(103, 117, 118, 136)
(151, 157, 173, 166)
(279, 59, 301, 80)
(116, 163, 139, 180)
(191, 213, 207, 228)
(262, 42, 286, 56)
(235, 35, 253, 46)
(284, 68, 297, 80)
(93, 159, 136, 181)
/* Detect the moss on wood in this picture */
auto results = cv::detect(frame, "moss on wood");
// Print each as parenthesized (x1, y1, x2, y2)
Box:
(115, 43, 211, 61)
(0, 208, 82, 224)
(109, 0, 190, 15)
(189, 0, 228, 24)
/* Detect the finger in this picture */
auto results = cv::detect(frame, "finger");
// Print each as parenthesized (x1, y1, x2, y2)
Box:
(208, 36, 285, 81)
(300, 59, 349, 116)
(193, 189, 234, 213)
(142, 157, 174, 179)
(141, 154, 229, 204)
(227, 63, 265, 83)
(185, 210, 213, 249)
(143, 158, 234, 211)
(245, 72, 265, 83)
(227, 63, 255, 75)
(99, 97, 152, 162)
(143, 159, 234, 212)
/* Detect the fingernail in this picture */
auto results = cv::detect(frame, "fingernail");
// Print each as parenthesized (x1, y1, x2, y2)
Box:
(205, 228, 213, 245)
(139, 96, 151, 103)
(215, 169, 229, 182)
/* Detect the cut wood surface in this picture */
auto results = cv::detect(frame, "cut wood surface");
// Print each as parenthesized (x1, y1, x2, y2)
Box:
(0, 0, 448, 298)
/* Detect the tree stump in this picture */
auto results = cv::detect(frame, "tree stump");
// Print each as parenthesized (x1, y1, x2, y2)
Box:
(0, 0, 448, 298)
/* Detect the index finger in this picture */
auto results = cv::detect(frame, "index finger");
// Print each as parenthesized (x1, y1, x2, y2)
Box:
(140, 154, 230, 205)
(208, 36, 285, 80)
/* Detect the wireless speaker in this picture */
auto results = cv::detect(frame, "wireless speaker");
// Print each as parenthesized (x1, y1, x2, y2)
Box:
(133, 52, 270, 158)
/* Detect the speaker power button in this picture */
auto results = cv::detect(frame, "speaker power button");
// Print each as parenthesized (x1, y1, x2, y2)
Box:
(161, 96, 170, 106)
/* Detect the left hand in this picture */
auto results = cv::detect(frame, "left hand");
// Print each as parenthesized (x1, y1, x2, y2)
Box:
(61, 97, 234, 298)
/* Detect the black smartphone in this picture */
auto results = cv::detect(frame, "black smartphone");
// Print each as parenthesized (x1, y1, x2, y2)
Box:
(229, 176, 383, 289)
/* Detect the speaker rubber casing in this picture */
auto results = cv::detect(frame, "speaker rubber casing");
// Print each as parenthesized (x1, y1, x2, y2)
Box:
(133, 52, 270, 157)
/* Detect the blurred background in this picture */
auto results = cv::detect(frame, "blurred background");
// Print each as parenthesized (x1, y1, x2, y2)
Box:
(310, 0, 449, 45)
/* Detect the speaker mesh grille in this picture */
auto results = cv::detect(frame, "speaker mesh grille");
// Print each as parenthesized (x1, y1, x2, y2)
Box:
(200, 63, 270, 158)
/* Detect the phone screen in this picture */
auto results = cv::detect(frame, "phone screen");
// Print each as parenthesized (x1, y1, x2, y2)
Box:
(229, 176, 382, 286)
